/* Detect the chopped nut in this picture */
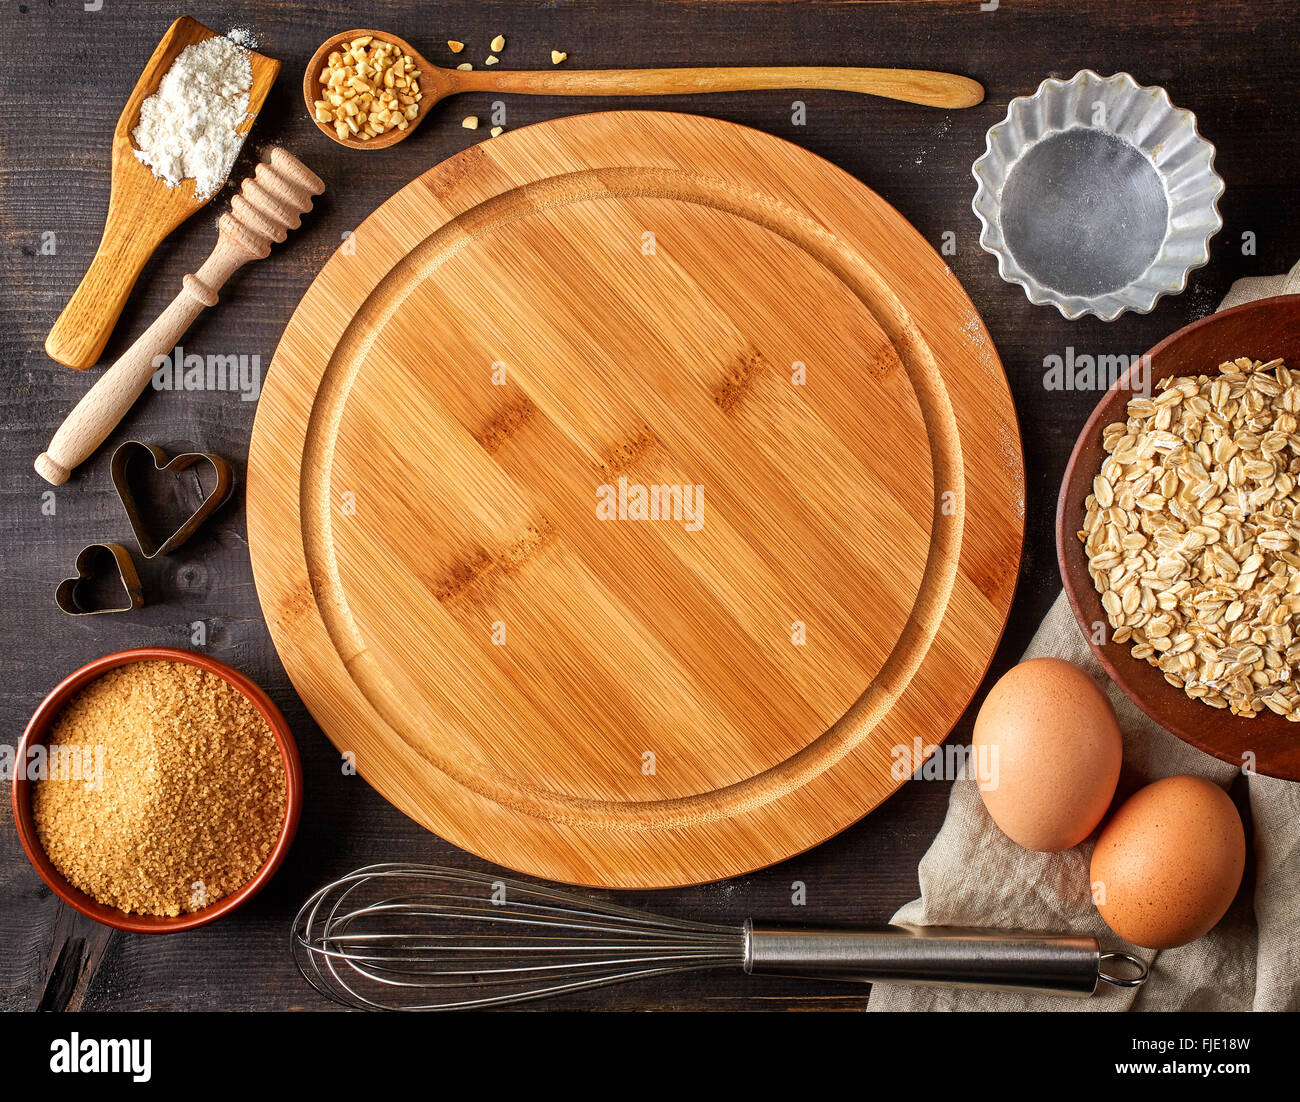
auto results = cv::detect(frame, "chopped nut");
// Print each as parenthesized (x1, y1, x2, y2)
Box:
(447, 40, 465, 53)
(490, 126, 504, 137)
(462, 115, 479, 129)
(490, 34, 506, 52)
(457, 62, 473, 71)
(315, 36, 422, 142)
(551, 50, 568, 65)
(485, 55, 500, 66)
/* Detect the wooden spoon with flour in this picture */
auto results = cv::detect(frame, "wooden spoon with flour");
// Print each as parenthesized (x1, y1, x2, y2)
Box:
(45, 17, 279, 370)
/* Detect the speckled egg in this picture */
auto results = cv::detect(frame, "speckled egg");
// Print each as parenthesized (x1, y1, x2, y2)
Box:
(972, 657, 1122, 852)
(1091, 774, 1246, 950)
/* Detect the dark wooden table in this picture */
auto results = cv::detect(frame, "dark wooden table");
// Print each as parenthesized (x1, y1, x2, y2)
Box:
(2, 0, 1296, 1012)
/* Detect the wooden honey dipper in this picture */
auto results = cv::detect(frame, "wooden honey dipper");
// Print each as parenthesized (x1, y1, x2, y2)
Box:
(35, 148, 324, 486)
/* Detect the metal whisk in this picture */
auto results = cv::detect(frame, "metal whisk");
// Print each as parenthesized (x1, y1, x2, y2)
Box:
(292, 863, 1148, 1011)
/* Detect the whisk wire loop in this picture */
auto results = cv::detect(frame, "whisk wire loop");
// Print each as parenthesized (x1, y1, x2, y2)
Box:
(292, 863, 743, 1010)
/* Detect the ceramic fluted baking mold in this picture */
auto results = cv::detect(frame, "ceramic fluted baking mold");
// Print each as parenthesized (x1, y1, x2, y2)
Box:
(972, 70, 1224, 321)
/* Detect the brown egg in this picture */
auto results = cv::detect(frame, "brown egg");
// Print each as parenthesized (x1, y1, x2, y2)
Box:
(972, 658, 1122, 851)
(1091, 774, 1245, 950)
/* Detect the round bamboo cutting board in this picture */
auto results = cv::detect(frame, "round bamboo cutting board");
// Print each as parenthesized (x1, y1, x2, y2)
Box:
(248, 111, 1024, 888)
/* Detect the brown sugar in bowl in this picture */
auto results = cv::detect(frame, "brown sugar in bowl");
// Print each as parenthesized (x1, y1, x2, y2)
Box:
(11, 647, 303, 933)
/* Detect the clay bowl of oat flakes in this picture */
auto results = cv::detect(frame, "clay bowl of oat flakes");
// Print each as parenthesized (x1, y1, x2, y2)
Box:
(1058, 294, 1300, 781)
(12, 648, 302, 932)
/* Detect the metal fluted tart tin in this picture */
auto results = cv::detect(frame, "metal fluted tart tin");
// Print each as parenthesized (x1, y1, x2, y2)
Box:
(972, 70, 1224, 321)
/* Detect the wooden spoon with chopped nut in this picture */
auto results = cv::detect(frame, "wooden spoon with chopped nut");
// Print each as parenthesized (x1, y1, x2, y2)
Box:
(304, 28, 983, 150)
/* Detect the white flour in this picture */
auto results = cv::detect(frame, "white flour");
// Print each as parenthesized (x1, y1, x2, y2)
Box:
(226, 25, 259, 49)
(132, 36, 252, 201)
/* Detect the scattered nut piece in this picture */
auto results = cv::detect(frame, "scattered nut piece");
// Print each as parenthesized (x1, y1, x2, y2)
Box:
(551, 50, 567, 65)
(315, 36, 422, 142)
(490, 34, 506, 52)
(447, 40, 465, 53)
(457, 62, 473, 71)
(462, 116, 479, 129)
(485, 55, 500, 66)
(490, 126, 504, 137)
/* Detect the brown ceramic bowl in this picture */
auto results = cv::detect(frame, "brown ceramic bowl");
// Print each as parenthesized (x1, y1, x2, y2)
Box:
(1058, 294, 1300, 781)
(12, 647, 303, 932)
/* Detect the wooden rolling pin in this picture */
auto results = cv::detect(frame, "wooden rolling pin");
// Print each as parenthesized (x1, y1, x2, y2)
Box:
(35, 148, 324, 486)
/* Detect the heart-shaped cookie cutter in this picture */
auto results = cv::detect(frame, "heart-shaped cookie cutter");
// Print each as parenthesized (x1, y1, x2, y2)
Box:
(55, 542, 145, 615)
(110, 441, 234, 558)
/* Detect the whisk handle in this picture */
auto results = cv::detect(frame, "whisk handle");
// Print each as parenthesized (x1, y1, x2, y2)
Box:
(744, 924, 1147, 997)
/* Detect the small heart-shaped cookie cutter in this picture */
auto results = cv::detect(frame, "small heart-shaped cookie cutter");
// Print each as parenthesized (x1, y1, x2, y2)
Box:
(55, 542, 144, 615)
(110, 441, 234, 558)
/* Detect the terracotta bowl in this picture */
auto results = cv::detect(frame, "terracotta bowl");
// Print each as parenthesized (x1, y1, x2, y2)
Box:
(1057, 294, 1300, 781)
(12, 647, 303, 932)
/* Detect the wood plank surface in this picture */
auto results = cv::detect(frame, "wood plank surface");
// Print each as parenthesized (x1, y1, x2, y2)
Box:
(2, 0, 1298, 1010)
